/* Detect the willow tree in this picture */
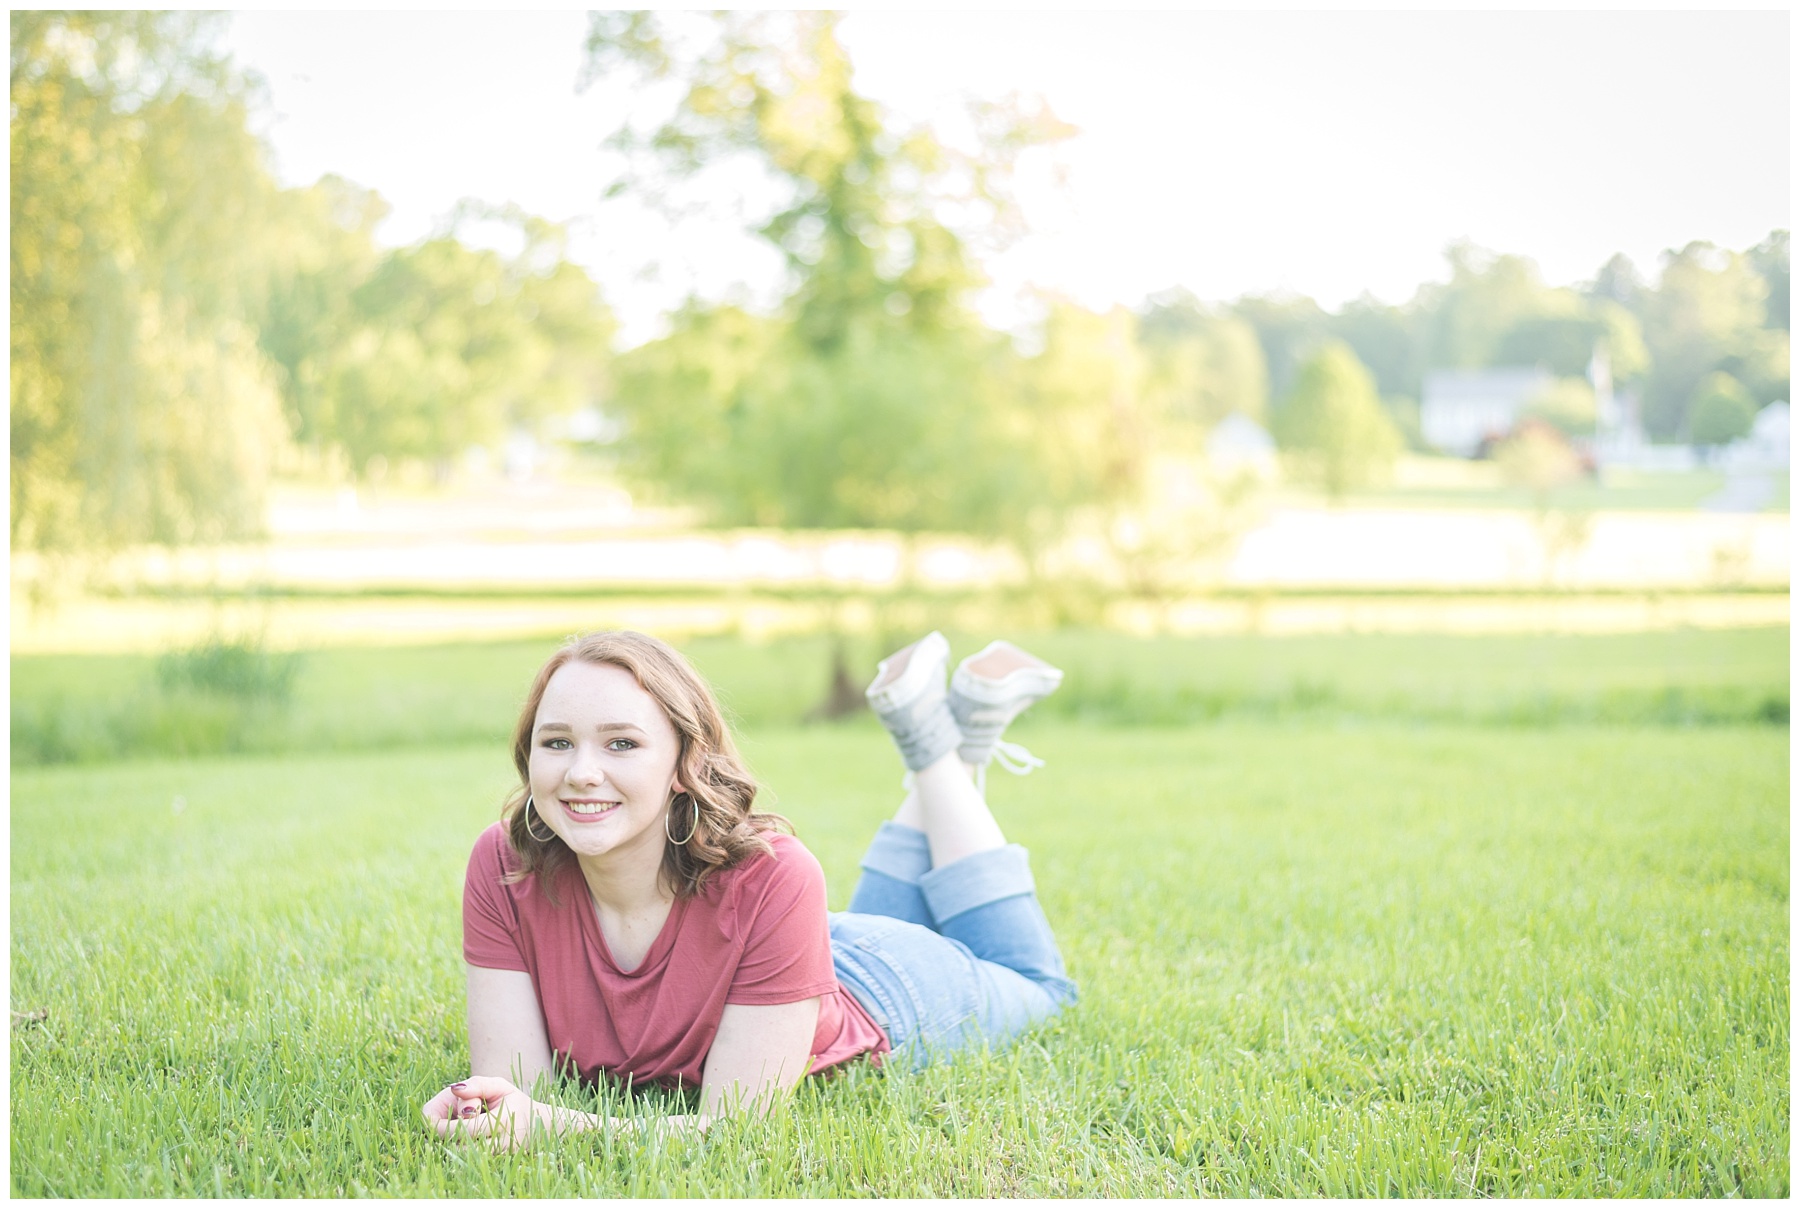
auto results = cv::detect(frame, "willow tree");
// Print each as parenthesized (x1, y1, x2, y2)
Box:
(11, 11, 287, 563)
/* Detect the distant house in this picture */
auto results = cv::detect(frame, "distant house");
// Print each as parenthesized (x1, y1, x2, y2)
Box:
(1420, 367, 1553, 457)
(1719, 401, 1791, 472)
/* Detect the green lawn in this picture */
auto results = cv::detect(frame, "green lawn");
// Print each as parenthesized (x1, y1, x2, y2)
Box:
(11, 712, 1788, 1195)
(1334, 464, 1789, 513)
(11, 626, 1788, 765)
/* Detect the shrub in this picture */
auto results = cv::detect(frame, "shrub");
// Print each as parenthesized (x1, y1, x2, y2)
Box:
(1522, 377, 1598, 436)
(155, 635, 302, 702)
(1494, 418, 1585, 505)
(1688, 372, 1758, 447)
(1271, 342, 1401, 501)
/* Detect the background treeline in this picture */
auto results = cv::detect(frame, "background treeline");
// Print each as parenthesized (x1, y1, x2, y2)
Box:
(11, 11, 614, 558)
(11, 11, 1790, 562)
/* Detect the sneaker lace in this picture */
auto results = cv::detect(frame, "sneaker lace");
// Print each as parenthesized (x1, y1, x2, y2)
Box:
(992, 738, 1046, 777)
(972, 738, 1045, 793)
(910, 746, 1045, 794)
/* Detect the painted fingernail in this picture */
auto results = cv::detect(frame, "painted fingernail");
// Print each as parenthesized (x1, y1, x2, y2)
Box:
(460, 1104, 479, 1118)
(451, 1082, 468, 1090)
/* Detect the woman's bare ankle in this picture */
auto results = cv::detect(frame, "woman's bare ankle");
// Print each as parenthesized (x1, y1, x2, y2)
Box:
(892, 790, 925, 830)
(912, 752, 1006, 867)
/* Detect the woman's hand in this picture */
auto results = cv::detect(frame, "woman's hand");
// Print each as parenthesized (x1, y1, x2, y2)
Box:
(422, 1075, 548, 1151)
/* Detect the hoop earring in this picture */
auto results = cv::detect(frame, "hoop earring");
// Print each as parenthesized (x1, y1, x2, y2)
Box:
(523, 794, 558, 844)
(666, 793, 699, 846)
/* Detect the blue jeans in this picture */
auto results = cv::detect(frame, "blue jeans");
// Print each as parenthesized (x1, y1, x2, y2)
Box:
(829, 822, 1078, 1072)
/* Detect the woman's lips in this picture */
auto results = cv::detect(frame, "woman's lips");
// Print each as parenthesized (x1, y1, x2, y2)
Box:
(561, 800, 620, 823)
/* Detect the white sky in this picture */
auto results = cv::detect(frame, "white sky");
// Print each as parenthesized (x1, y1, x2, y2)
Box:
(220, 8, 1790, 347)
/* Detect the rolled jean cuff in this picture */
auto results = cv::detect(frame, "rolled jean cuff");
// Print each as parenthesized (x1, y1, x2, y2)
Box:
(919, 843, 1036, 924)
(858, 821, 933, 884)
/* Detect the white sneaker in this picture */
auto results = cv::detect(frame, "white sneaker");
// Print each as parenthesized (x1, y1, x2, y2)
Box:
(949, 640, 1064, 786)
(865, 632, 961, 772)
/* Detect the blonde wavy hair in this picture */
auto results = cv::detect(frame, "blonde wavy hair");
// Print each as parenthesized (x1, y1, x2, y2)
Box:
(501, 631, 789, 901)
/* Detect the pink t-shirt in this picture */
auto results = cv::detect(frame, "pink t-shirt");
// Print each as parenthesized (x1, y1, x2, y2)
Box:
(462, 822, 890, 1090)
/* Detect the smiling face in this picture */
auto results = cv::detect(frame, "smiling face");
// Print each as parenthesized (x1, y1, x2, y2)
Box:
(528, 660, 685, 877)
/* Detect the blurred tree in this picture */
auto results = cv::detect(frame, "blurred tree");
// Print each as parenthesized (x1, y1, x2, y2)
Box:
(437, 201, 617, 431)
(583, 11, 1066, 542)
(585, 11, 1066, 352)
(1015, 299, 1262, 602)
(1495, 311, 1592, 374)
(1230, 292, 1330, 404)
(1715, 328, 1790, 410)
(1726, 229, 1789, 406)
(1640, 241, 1770, 438)
(260, 197, 614, 481)
(1328, 295, 1422, 401)
(1416, 243, 1559, 370)
(1137, 289, 1270, 426)
(1591, 301, 1651, 383)
(1587, 252, 1646, 315)
(509, 245, 618, 429)
(617, 310, 1020, 535)
(1381, 395, 1425, 451)
(608, 304, 781, 517)
(1017, 302, 1158, 522)
(1521, 377, 1599, 437)
(13, 8, 615, 579)
(1323, 297, 1431, 450)
(1747, 229, 1789, 332)
(1271, 342, 1401, 501)
(257, 175, 389, 458)
(11, 11, 287, 558)
(1495, 420, 1584, 505)
(1494, 419, 1592, 582)
(341, 232, 538, 478)
(1494, 303, 1646, 381)
(1687, 372, 1758, 448)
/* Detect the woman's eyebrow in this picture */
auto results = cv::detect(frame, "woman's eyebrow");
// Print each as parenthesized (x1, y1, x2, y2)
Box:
(533, 721, 648, 734)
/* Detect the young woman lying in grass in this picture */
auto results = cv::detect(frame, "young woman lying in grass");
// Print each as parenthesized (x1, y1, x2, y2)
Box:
(422, 629, 1077, 1148)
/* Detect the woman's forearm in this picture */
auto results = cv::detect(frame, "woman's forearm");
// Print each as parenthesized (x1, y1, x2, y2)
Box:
(539, 1103, 711, 1140)
(537, 1101, 606, 1137)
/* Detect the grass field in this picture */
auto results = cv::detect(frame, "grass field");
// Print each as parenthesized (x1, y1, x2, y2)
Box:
(11, 626, 1789, 765)
(1338, 462, 1789, 514)
(9, 631, 1790, 1196)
